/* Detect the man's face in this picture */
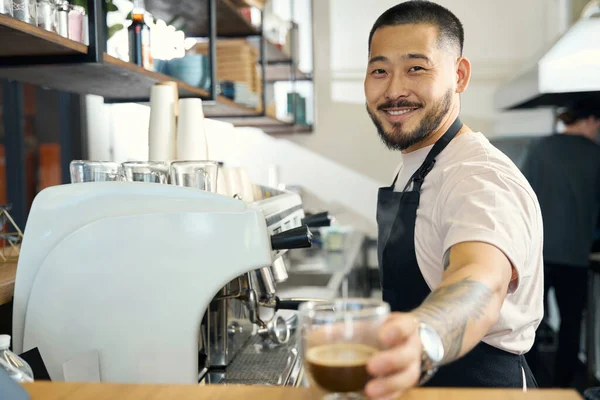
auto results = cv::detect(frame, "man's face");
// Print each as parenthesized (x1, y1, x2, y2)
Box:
(364, 24, 458, 151)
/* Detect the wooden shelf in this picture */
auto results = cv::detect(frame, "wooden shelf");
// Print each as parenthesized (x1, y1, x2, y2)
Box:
(247, 37, 291, 63)
(0, 14, 87, 56)
(0, 12, 305, 127)
(264, 124, 313, 135)
(145, 0, 259, 37)
(218, 115, 312, 134)
(265, 64, 312, 82)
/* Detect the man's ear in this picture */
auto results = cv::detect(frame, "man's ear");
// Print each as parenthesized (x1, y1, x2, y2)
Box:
(456, 56, 471, 94)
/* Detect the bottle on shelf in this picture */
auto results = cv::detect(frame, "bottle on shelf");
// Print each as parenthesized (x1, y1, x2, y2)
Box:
(56, 0, 69, 38)
(128, 0, 153, 70)
(0, 335, 34, 383)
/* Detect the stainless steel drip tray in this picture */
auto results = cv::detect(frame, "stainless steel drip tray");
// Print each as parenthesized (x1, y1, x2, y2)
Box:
(204, 334, 302, 386)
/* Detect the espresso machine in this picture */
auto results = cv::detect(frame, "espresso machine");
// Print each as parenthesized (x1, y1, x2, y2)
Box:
(12, 181, 320, 385)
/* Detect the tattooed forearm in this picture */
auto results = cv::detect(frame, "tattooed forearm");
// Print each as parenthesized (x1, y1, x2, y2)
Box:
(442, 250, 451, 271)
(412, 277, 493, 364)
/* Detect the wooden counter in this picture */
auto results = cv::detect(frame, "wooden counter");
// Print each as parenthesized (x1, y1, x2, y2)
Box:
(21, 382, 582, 400)
(0, 261, 17, 306)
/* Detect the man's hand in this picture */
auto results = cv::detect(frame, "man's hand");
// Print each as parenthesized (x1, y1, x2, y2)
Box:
(365, 313, 422, 400)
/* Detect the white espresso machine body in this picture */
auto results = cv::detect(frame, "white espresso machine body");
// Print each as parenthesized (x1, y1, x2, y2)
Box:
(13, 182, 274, 383)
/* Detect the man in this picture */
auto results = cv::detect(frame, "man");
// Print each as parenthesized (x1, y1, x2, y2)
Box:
(362, 2, 544, 399)
(522, 101, 600, 388)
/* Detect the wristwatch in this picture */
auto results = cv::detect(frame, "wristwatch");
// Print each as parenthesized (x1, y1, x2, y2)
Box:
(418, 322, 445, 386)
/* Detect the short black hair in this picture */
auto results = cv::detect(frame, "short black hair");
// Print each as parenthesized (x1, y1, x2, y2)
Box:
(368, 1, 464, 56)
(557, 98, 600, 125)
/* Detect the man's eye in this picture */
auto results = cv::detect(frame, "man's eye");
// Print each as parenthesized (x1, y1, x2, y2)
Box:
(409, 66, 425, 72)
(372, 69, 387, 75)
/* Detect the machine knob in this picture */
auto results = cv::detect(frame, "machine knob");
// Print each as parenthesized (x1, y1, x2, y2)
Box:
(227, 321, 244, 336)
(271, 225, 312, 251)
(302, 211, 332, 228)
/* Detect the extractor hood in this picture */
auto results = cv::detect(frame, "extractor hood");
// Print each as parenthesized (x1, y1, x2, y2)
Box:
(495, 1, 600, 110)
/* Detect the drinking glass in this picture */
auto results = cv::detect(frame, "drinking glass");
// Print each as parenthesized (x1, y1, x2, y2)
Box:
(68, 4, 84, 43)
(221, 167, 244, 199)
(170, 161, 218, 192)
(70, 161, 123, 183)
(298, 298, 390, 400)
(36, 0, 56, 32)
(0, 0, 13, 16)
(12, 0, 35, 23)
(122, 161, 169, 184)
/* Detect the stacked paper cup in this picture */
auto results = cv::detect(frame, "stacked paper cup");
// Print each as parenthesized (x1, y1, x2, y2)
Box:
(148, 82, 178, 161)
(177, 98, 209, 160)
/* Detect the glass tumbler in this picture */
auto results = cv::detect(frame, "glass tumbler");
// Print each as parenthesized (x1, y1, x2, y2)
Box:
(12, 0, 35, 24)
(122, 161, 169, 184)
(0, 0, 13, 16)
(36, 0, 56, 32)
(298, 298, 390, 400)
(70, 161, 123, 183)
(170, 161, 219, 192)
(68, 4, 84, 43)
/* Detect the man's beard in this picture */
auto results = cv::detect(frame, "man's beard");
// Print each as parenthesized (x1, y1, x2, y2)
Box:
(367, 89, 454, 151)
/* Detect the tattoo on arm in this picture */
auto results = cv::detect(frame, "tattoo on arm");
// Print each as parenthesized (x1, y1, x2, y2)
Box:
(413, 277, 493, 364)
(442, 249, 451, 271)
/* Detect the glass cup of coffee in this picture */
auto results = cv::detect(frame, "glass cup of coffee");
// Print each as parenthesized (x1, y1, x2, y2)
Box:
(122, 161, 169, 184)
(70, 161, 124, 183)
(298, 298, 390, 400)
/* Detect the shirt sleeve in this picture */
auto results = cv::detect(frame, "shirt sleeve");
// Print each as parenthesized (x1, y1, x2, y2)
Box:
(436, 170, 541, 293)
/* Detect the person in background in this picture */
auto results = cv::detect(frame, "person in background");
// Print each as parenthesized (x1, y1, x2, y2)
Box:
(522, 101, 600, 388)
(362, 2, 543, 398)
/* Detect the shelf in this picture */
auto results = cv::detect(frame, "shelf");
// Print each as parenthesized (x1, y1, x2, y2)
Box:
(0, 12, 307, 127)
(217, 115, 313, 134)
(145, 0, 259, 37)
(0, 14, 87, 56)
(0, 53, 260, 116)
(219, 115, 292, 127)
(264, 124, 313, 135)
(247, 37, 291, 63)
(264, 64, 312, 82)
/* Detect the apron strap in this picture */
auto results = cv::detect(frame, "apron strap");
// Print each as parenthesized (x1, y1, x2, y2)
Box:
(391, 117, 463, 192)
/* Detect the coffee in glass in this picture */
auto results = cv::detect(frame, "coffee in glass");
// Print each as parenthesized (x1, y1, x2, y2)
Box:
(298, 298, 390, 399)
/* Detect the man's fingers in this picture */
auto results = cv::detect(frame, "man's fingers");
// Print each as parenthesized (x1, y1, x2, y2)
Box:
(364, 363, 421, 400)
(379, 313, 419, 347)
(367, 331, 421, 376)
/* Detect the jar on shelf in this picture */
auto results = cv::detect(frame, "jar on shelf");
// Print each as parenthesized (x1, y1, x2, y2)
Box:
(55, 0, 68, 38)
(0, 0, 13, 17)
(36, 0, 56, 32)
(68, 4, 84, 43)
(12, 0, 36, 24)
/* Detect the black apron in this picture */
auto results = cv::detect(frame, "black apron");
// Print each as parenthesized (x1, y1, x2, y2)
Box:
(376, 118, 537, 388)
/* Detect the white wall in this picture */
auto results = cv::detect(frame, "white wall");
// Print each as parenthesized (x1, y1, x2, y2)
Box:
(288, 0, 570, 182)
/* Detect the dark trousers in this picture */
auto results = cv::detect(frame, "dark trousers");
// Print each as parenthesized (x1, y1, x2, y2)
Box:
(548, 262, 588, 387)
(526, 262, 588, 388)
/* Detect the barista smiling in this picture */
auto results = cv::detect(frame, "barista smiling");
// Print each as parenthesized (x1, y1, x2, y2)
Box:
(364, 6, 470, 152)
(364, 2, 543, 399)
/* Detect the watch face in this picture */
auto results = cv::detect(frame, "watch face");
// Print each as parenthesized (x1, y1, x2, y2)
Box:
(419, 324, 444, 363)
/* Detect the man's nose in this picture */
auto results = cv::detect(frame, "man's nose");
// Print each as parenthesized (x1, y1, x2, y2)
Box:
(384, 74, 410, 101)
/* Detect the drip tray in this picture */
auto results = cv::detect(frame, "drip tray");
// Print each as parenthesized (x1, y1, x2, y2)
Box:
(208, 334, 302, 386)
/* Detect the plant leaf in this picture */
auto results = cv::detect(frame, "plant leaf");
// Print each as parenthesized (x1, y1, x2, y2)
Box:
(71, 0, 87, 10)
(106, 2, 119, 12)
(107, 23, 124, 40)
